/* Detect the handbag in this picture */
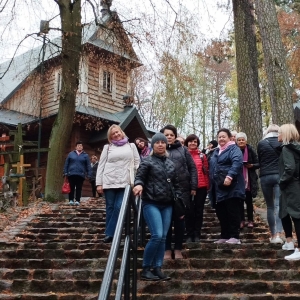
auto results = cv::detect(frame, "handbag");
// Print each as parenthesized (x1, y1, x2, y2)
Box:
(161, 161, 186, 218)
(168, 179, 186, 219)
(62, 177, 71, 194)
(129, 143, 136, 187)
(215, 170, 235, 190)
(199, 153, 208, 175)
(129, 159, 135, 187)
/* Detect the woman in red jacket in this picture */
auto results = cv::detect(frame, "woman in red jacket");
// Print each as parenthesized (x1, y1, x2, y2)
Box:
(184, 134, 209, 242)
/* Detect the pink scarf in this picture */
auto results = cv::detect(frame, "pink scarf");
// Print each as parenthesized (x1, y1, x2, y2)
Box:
(218, 141, 235, 155)
(243, 146, 250, 190)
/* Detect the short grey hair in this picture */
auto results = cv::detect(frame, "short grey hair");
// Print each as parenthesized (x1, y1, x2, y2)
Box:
(265, 124, 279, 134)
(236, 132, 247, 141)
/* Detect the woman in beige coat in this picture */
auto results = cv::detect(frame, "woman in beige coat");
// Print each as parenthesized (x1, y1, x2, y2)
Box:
(96, 124, 140, 243)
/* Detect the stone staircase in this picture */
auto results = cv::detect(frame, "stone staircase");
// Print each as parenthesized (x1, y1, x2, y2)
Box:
(0, 198, 299, 299)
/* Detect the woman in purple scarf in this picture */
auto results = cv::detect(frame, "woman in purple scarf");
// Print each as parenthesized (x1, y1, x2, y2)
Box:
(236, 132, 260, 229)
(96, 125, 140, 243)
(134, 137, 152, 159)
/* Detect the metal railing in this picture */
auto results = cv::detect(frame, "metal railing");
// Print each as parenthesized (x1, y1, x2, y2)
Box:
(98, 185, 143, 300)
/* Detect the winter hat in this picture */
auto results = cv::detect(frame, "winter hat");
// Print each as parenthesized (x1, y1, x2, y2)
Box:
(236, 132, 247, 141)
(209, 140, 218, 148)
(151, 132, 168, 148)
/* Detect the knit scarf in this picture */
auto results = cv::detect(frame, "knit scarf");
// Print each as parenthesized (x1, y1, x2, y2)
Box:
(218, 141, 235, 155)
(141, 146, 151, 158)
(242, 146, 250, 190)
(111, 137, 128, 146)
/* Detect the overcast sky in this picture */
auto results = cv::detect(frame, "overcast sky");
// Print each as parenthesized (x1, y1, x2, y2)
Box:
(0, 0, 233, 64)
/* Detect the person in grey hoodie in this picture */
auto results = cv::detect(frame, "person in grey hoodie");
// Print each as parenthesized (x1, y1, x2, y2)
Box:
(278, 124, 300, 261)
(257, 124, 283, 244)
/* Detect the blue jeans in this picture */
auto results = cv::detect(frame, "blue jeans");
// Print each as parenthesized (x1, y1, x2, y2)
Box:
(104, 188, 125, 237)
(260, 174, 283, 235)
(142, 203, 172, 268)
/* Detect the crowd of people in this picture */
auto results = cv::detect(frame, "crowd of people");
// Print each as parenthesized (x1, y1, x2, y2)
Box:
(63, 122, 300, 281)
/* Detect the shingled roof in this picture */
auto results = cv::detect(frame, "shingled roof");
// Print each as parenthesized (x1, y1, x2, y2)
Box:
(0, 11, 141, 104)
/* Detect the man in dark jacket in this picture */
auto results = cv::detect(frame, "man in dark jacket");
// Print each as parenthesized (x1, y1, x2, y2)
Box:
(90, 155, 100, 198)
(257, 124, 283, 244)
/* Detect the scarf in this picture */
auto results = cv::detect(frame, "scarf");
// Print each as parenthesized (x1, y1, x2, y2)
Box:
(264, 132, 278, 139)
(141, 146, 151, 158)
(111, 137, 128, 146)
(218, 141, 235, 155)
(242, 146, 250, 190)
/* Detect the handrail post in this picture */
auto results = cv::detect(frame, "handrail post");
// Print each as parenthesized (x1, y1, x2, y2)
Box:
(132, 196, 140, 300)
(124, 193, 131, 299)
(98, 187, 142, 300)
(98, 185, 131, 300)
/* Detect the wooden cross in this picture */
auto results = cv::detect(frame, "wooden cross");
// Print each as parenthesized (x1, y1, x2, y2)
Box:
(12, 155, 31, 206)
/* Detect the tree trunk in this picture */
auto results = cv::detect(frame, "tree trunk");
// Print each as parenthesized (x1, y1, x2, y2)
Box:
(255, 0, 294, 124)
(232, 0, 262, 148)
(45, 0, 82, 201)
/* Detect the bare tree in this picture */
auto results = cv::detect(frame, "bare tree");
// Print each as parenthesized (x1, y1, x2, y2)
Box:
(232, 0, 262, 147)
(255, 0, 294, 124)
(45, 0, 82, 201)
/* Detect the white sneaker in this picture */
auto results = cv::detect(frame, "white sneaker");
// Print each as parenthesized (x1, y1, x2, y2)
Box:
(270, 236, 283, 244)
(285, 248, 300, 261)
(282, 241, 295, 250)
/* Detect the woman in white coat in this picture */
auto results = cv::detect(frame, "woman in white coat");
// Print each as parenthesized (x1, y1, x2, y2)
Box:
(96, 124, 140, 243)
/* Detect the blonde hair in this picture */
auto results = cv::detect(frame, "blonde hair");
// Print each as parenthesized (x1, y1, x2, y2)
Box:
(107, 124, 126, 143)
(279, 124, 300, 145)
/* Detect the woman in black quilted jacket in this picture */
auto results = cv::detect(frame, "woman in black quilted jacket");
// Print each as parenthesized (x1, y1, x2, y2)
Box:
(133, 132, 182, 281)
(160, 125, 198, 259)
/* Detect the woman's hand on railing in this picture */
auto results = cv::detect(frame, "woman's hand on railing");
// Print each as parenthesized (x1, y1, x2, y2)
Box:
(133, 185, 143, 196)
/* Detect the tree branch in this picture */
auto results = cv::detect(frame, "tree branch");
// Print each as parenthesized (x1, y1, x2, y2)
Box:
(85, 0, 100, 26)
(0, 0, 10, 13)
(0, 33, 38, 80)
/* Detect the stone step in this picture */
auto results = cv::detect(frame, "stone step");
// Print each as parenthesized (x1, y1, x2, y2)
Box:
(137, 279, 300, 294)
(14, 233, 107, 241)
(0, 279, 102, 294)
(136, 294, 300, 300)
(36, 217, 106, 222)
(0, 249, 111, 259)
(21, 227, 106, 234)
(0, 247, 290, 260)
(0, 293, 99, 299)
(0, 268, 105, 280)
(2, 256, 298, 271)
(0, 258, 109, 269)
(1, 267, 300, 282)
(27, 221, 106, 228)
(2, 278, 299, 295)
(1, 293, 300, 300)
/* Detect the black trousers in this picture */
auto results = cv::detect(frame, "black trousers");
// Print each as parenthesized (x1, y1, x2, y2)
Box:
(281, 214, 300, 243)
(215, 197, 241, 239)
(185, 187, 207, 237)
(165, 218, 185, 251)
(90, 180, 101, 197)
(240, 190, 254, 222)
(68, 175, 84, 202)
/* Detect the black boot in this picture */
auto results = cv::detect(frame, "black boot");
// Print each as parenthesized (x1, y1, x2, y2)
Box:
(194, 236, 200, 243)
(152, 267, 171, 281)
(141, 267, 159, 281)
(103, 236, 113, 243)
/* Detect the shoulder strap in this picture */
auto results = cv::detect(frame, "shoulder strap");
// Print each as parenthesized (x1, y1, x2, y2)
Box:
(265, 139, 280, 156)
(199, 153, 208, 175)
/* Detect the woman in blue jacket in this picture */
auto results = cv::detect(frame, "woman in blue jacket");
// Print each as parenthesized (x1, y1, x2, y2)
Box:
(63, 141, 91, 205)
(209, 128, 245, 244)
